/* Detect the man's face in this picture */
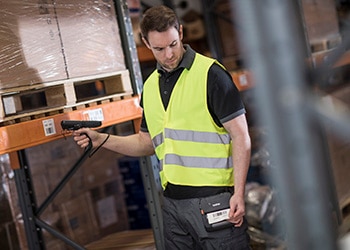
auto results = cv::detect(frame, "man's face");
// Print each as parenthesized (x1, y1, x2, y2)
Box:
(143, 26, 184, 72)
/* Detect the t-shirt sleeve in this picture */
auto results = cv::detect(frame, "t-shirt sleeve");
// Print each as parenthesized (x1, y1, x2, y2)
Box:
(139, 93, 149, 132)
(207, 63, 245, 126)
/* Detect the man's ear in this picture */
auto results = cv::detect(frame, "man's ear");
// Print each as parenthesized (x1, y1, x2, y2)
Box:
(179, 24, 183, 40)
(142, 37, 151, 49)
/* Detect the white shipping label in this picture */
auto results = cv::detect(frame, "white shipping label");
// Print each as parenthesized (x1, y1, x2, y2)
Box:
(206, 208, 230, 224)
(82, 108, 104, 121)
(42, 118, 56, 136)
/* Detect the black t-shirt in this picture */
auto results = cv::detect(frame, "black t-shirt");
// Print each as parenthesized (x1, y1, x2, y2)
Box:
(140, 45, 245, 199)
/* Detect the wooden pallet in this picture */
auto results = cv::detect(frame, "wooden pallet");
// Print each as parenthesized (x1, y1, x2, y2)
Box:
(310, 35, 342, 53)
(85, 229, 155, 250)
(0, 70, 133, 123)
(0, 94, 134, 127)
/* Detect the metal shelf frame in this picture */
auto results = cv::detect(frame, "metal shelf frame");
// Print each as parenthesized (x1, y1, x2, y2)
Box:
(1, 1, 165, 249)
(14, 142, 96, 249)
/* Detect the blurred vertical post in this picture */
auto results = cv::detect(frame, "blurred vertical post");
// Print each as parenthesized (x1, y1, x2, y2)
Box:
(231, 0, 338, 249)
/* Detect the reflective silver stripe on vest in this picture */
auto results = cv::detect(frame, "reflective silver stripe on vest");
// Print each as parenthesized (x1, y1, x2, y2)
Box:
(159, 159, 163, 171)
(152, 128, 232, 170)
(165, 128, 231, 144)
(152, 132, 163, 148)
(165, 154, 232, 169)
(152, 128, 231, 148)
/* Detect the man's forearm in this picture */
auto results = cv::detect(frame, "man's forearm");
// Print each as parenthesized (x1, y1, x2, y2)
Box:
(232, 136, 251, 197)
(103, 132, 155, 157)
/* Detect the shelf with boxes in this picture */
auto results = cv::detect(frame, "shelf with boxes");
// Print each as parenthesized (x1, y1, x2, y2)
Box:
(0, 0, 132, 123)
(0, 1, 164, 249)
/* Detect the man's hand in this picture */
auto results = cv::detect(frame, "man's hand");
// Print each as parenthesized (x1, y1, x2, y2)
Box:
(72, 128, 104, 148)
(228, 193, 245, 227)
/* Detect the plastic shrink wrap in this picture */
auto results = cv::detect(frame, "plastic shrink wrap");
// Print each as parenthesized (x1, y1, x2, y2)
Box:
(0, 0, 126, 90)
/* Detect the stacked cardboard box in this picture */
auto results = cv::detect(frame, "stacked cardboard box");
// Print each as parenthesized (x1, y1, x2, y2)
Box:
(0, 0, 126, 90)
(54, 0, 126, 79)
(0, 1, 67, 89)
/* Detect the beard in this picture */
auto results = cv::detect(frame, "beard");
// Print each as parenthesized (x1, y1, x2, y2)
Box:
(159, 54, 183, 72)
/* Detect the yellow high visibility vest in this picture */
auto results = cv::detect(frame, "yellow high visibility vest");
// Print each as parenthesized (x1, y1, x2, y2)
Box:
(143, 53, 233, 189)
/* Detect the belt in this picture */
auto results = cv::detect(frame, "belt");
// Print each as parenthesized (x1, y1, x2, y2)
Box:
(163, 183, 234, 200)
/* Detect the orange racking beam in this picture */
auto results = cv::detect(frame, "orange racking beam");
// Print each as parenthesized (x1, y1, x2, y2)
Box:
(0, 96, 142, 155)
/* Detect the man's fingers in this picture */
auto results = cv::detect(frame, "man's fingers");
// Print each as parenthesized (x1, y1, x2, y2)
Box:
(73, 134, 89, 148)
(234, 218, 243, 227)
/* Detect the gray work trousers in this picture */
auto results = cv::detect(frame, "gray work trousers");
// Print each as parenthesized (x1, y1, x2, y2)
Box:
(162, 195, 251, 250)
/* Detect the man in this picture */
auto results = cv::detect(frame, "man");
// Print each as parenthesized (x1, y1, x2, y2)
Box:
(73, 5, 251, 249)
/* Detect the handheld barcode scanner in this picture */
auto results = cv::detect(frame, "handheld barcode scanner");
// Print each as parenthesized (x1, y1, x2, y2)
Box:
(61, 120, 102, 131)
(61, 120, 102, 151)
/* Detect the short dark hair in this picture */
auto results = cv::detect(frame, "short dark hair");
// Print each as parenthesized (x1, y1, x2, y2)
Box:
(140, 5, 180, 42)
